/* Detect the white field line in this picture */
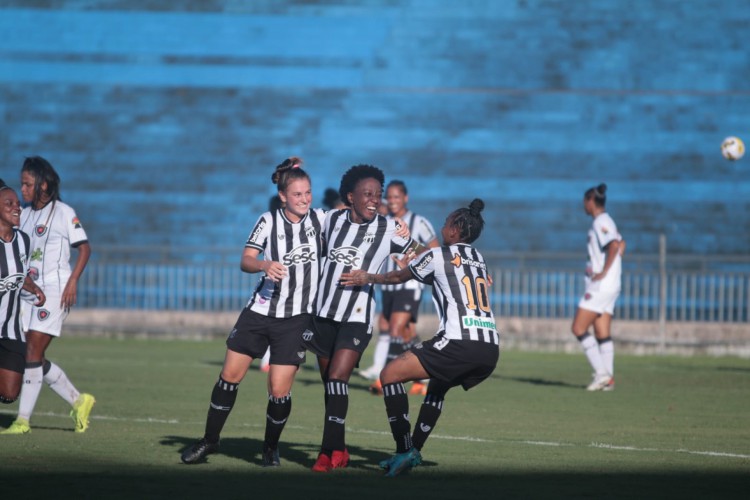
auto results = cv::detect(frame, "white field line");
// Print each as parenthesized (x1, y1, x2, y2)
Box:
(2, 409, 748, 460)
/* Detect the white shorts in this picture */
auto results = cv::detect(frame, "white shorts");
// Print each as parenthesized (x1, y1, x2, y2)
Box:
(578, 281, 620, 315)
(21, 290, 68, 337)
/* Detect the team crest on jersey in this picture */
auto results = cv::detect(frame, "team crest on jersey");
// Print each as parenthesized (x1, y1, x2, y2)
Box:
(29, 267, 39, 281)
(278, 233, 285, 240)
(31, 249, 43, 262)
(305, 226, 316, 239)
(0, 273, 24, 292)
(353, 338, 360, 346)
(600, 225, 609, 234)
(35, 225, 48, 236)
(302, 329, 314, 342)
(37, 309, 50, 321)
(584, 293, 592, 300)
(363, 232, 375, 244)
(72, 217, 82, 229)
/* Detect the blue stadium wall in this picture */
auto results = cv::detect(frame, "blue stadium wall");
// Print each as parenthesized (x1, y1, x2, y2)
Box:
(1, 0, 748, 262)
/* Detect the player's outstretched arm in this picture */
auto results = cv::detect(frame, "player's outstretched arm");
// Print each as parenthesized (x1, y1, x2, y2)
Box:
(340, 267, 413, 287)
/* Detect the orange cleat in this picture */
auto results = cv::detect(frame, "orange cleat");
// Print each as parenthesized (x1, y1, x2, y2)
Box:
(311, 452, 332, 472)
(409, 381, 427, 396)
(369, 379, 383, 395)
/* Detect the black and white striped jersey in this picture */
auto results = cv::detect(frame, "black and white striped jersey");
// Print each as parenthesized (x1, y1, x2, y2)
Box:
(315, 209, 412, 327)
(0, 229, 31, 341)
(381, 210, 437, 293)
(244, 208, 325, 318)
(408, 243, 499, 344)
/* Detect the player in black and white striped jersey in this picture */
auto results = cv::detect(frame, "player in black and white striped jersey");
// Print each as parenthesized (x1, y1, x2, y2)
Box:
(181, 158, 325, 467)
(306, 164, 423, 473)
(341, 199, 499, 476)
(0, 181, 45, 406)
(360, 180, 439, 395)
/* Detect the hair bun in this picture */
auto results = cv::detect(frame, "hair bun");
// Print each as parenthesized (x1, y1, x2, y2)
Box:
(271, 156, 304, 184)
(469, 198, 484, 216)
(596, 183, 607, 195)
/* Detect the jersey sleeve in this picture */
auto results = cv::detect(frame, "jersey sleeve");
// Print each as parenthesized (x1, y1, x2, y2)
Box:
(388, 218, 414, 254)
(593, 214, 620, 249)
(408, 248, 437, 285)
(61, 204, 88, 247)
(245, 212, 272, 252)
(414, 215, 437, 246)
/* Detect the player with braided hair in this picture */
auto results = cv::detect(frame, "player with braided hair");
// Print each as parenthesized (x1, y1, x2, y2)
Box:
(181, 157, 325, 467)
(341, 199, 499, 476)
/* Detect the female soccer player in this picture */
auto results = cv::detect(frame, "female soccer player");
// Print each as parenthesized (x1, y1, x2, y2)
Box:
(2, 157, 93, 435)
(571, 183, 623, 391)
(0, 181, 45, 408)
(181, 157, 326, 467)
(360, 180, 439, 397)
(340, 198, 499, 476)
(305, 164, 421, 473)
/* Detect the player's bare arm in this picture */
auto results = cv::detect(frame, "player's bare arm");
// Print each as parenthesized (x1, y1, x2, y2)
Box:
(240, 247, 287, 282)
(22, 275, 46, 307)
(340, 267, 412, 287)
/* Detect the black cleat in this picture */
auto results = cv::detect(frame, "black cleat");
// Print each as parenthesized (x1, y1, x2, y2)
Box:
(261, 445, 281, 467)
(181, 438, 219, 464)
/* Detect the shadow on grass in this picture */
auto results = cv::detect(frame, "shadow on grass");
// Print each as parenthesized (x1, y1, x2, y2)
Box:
(2, 467, 747, 499)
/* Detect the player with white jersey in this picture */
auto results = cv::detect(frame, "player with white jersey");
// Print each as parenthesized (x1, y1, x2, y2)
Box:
(571, 183, 624, 392)
(0, 181, 45, 406)
(340, 198, 499, 477)
(360, 180, 439, 397)
(2, 157, 93, 436)
(305, 164, 422, 473)
(182, 158, 325, 467)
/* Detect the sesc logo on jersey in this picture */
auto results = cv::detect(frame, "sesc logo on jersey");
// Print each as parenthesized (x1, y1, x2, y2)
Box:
(0, 273, 25, 292)
(282, 244, 317, 266)
(329, 246, 362, 267)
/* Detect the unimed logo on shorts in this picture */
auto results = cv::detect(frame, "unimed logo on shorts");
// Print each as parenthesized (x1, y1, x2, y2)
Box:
(462, 315, 496, 331)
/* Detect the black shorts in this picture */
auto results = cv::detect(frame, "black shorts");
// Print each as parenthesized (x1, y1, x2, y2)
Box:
(382, 289, 421, 323)
(412, 333, 499, 391)
(303, 316, 372, 359)
(0, 338, 26, 374)
(226, 308, 308, 366)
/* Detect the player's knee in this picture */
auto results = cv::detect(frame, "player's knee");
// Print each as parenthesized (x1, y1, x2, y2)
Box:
(0, 393, 18, 404)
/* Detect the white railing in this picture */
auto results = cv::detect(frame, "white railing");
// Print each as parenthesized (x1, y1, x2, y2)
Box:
(76, 259, 750, 323)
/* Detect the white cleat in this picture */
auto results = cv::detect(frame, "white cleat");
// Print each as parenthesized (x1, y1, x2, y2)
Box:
(586, 373, 613, 391)
(358, 366, 380, 381)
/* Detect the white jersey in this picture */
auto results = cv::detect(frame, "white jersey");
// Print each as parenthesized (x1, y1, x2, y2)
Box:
(0, 229, 31, 341)
(315, 209, 412, 327)
(381, 210, 437, 293)
(19, 201, 88, 294)
(585, 212, 622, 293)
(244, 208, 325, 318)
(408, 243, 499, 345)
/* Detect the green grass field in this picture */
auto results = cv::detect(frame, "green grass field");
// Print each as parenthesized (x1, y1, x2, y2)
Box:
(1, 337, 748, 499)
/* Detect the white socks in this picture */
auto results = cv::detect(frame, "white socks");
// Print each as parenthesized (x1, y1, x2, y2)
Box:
(17, 365, 43, 421)
(44, 361, 80, 406)
(371, 333, 390, 372)
(578, 334, 608, 376)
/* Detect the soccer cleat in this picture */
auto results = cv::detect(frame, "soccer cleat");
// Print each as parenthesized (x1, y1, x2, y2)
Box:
(261, 445, 281, 467)
(71, 393, 96, 433)
(586, 373, 613, 391)
(181, 438, 220, 464)
(409, 381, 427, 396)
(368, 379, 383, 396)
(358, 366, 380, 381)
(311, 452, 332, 472)
(331, 448, 349, 469)
(603, 377, 615, 392)
(1, 417, 31, 435)
(384, 448, 422, 477)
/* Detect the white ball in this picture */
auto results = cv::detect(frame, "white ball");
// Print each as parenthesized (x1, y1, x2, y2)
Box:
(721, 136, 745, 161)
